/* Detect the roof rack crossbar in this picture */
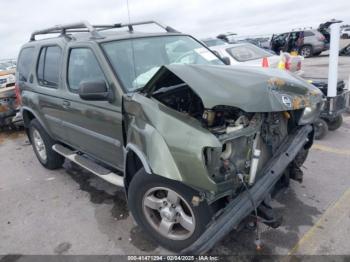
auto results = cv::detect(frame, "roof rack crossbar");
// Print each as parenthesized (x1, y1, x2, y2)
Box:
(30, 21, 103, 41)
(95, 20, 179, 33)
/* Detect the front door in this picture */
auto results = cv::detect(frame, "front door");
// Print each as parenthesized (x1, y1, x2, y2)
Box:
(58, 45, 124, 169)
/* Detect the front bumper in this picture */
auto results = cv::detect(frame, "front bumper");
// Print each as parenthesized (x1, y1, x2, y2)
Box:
(181, 124, 313, 255)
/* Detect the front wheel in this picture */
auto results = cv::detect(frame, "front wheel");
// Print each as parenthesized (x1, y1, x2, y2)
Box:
(314, 118, 328, 140)
(128, 169, 213, 252)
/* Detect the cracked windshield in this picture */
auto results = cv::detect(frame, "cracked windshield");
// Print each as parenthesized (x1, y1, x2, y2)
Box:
(102, 35, 223, 91)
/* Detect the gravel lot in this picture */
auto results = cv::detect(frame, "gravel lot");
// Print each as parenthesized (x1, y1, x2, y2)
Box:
(0, 53, 350, 257)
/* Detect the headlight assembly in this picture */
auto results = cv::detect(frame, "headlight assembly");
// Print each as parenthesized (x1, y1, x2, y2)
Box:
(298, 102, 322, 125)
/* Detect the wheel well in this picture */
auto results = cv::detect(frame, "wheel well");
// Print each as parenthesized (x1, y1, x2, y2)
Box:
(22, 109, 35, 127)
(22, 110, 36, 142)
(125, 150, 144, 192)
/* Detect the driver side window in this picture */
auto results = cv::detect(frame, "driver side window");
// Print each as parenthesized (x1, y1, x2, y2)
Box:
(67, 48, 106, 92)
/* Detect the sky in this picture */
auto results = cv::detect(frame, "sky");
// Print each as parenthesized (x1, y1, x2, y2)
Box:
(0, 0, 349, 59)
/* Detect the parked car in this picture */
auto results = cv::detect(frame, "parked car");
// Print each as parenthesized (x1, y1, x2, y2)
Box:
(0, 61, 17, 71)
(201, 37, 228, 47)
(339, 43, 350, 56)
(210, 43, 303, 75)
(0, 69, 16, 89)
(308, 79, 350, 139)
(270, 29, 327, 57)
(17, 20, 322, 253)
(341, 27, 350, 39)
(0, 86, 21, 129)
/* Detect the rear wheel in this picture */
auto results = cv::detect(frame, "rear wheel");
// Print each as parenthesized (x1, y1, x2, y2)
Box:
(314, 118, 328, 140)
(325, 115, 343, 131)
(300, 45, 313, 58)
(128, 169, 213, 252)
(29, 119, 64, 169)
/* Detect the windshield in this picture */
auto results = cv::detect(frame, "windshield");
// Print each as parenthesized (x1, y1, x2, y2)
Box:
(102, 35, 223, 92)
(226, 44, 273, 62)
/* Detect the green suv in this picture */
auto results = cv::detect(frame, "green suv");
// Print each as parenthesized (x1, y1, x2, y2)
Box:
(17, 21, 322, 253)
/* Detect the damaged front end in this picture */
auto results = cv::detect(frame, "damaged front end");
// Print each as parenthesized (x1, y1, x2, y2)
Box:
(123, 64, 322, 253)
(124, 64, 321, 196)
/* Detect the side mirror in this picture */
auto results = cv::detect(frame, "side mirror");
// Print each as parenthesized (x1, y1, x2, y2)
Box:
(78, 80, 110, 101)
(221, 56, 231, 65)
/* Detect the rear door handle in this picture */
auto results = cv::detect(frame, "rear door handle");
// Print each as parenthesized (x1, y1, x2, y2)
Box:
(62, 100, 71, 108)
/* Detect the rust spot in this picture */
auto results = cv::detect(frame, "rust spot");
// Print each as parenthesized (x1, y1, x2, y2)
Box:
(283, 111, 291, 119)
(292, 97, 302, 109)
(268, 77, 286, 88)
(0, 105, 9, 113)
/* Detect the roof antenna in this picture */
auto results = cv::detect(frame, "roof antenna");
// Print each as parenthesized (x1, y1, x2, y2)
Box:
(126, 0, 132, 31)
(126, 0, 138, 89)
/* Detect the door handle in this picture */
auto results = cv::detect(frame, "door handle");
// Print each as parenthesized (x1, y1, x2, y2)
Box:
(62, 100, 71, 108)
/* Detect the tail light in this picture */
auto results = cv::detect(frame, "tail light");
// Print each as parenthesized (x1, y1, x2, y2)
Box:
(317, 34, 325, 41)
(14, 83, 22, 106)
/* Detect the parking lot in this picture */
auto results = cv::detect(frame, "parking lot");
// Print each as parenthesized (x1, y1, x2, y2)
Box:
(0, 54, 350, 256)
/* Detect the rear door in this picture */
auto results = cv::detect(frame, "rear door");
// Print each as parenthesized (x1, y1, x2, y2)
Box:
(58, 43, 124, 169)
(34, 45, 68, 141)
(18, 44, 68, 142)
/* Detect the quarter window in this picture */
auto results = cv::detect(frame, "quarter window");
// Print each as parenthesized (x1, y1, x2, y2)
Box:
(37, 46, 62, 87)
(17, 47, 35, 82)
(67, 48, 106, 92)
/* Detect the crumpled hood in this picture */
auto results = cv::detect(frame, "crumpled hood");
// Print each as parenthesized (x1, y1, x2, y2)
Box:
(146, 64, 322, 112)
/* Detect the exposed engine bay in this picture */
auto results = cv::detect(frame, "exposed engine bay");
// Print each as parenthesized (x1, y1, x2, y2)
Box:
(151, 76, 303, 194)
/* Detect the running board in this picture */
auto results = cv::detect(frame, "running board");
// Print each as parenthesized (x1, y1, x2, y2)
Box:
(52, 144, 124, 187)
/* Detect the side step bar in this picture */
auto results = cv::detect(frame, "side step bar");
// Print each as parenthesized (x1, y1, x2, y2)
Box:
(52, 144, 124, 187)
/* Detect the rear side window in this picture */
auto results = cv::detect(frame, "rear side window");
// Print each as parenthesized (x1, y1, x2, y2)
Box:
(37, 46, 62, 88)
(304, 31, 315, 37)
(17, 47, 35, 82)
(67, 48, 106, 92)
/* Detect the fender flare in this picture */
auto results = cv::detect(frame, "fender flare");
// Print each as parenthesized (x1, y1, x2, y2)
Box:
(124, 143, 152, 174)
(21, 106, 53, 138)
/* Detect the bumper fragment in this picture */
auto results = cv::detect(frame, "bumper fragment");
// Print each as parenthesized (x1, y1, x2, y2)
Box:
(181, 125, 313, 255)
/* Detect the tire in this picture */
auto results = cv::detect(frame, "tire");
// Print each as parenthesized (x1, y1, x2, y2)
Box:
(128, 169, 213, 252)
(300, 45, 313, 58)
(294, 148, 309, 167)
(325, 115, 343, 131)
(314, 118, 328, 140)
(29, 119, 64, 169)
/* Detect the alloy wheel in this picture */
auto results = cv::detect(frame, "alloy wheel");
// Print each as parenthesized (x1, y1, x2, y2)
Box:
(33, 129, 47, 162)
(142, 187, 196, 240)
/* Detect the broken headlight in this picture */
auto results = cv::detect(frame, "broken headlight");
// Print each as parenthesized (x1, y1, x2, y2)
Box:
(298, 102, 322, 125)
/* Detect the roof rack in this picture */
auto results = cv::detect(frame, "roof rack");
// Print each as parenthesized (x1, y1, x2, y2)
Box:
(95, 20, 179, 33)
(30, 20, 179, 41)
(30, 21, 102, 41)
